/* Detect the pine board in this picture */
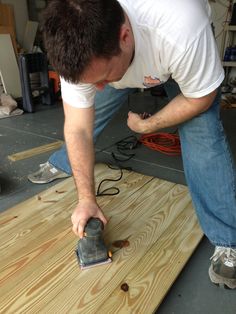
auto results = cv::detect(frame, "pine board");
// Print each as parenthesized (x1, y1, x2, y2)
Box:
(8, 141, 64, 161)
(22, 21, 39, 52)
(0, 163, 203, 313)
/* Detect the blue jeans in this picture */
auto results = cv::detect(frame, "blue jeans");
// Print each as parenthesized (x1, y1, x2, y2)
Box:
(50, 84, 236, 247)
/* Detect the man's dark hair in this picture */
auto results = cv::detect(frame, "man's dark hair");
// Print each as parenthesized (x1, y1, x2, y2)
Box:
(41, 0, 125, 83)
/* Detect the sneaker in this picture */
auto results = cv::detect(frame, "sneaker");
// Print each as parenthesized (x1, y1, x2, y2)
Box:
(209, 246, 236, 289)
(27, 162, 70, 184)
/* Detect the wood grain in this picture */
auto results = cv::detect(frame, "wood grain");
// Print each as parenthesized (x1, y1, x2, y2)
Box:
(0, 163, 203, 313)
(7, 141, 64, 162)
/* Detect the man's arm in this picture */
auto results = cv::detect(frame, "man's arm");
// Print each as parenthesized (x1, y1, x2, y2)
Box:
(127, 89, 217, 133)
(63, 101, 107, 238)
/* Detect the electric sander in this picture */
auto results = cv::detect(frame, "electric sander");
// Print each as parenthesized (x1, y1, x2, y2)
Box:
(75, 218, 112, 270)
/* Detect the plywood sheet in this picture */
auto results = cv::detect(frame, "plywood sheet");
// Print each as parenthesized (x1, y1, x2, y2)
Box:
(0, 163, 203, 313)
(0, 34, 21, 98)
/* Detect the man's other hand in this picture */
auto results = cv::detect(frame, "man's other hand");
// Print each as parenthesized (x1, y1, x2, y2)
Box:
(127, 111, 151, 134)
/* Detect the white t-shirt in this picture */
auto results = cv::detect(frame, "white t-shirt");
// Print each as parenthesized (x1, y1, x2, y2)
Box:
(61, 0, 224, 108)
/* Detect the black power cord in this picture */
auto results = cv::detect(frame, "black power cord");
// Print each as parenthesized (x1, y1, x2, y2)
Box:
(96, 164, 123, 197)
(95, 136, 139, 197)
(111, 135, 140, 162)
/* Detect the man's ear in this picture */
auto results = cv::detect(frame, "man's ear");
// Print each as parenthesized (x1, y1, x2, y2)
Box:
(119, 24, 131, 50)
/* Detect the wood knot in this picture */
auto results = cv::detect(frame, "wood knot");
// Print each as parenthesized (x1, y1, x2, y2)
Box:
(112, 239, 130, 248)
(120, 283, 129, 292)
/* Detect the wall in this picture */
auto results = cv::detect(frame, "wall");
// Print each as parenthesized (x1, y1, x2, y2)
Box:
(1, 0, 28, 45)
(210, 0, 232, 52)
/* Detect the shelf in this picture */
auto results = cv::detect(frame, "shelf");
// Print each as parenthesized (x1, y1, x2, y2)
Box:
(222, 61, 236, 67)
(225, 24, 236, 31)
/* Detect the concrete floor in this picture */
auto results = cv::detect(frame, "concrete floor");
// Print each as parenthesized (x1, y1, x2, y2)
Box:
(0, 92, 236, 313)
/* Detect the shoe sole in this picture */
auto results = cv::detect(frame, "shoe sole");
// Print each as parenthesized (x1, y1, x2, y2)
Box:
(209, 265, 236, 289)
(27, 174, 70, 184)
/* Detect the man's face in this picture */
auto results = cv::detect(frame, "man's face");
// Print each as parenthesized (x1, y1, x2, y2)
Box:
(80, 15, 135, 90)
(80, 50, 133, 90)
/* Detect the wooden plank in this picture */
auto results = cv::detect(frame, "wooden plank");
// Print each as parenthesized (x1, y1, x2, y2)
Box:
(22, 21, 38, 52)
(98, 206, 202, 313)
(43, 182, 200, 313)
(0, 34, 21, 98)
(0, 164, 151, 250)
(0, 4, 16, 37)
(0, 164, 203, 313)
(0, 165, 153, 305)
(0, 4, 17, 54)
(7, 141, 64, 162)
(0, 70, 6, 94)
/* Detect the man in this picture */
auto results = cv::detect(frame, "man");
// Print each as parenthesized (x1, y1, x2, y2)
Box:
(29, 0, 236, 288)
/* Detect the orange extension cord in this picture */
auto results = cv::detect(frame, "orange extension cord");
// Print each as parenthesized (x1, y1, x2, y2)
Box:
(139, 132, 181, 156)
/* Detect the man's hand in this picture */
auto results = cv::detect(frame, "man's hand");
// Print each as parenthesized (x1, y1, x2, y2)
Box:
(127, 111, 150, 134)
(71, 200, 108, 238)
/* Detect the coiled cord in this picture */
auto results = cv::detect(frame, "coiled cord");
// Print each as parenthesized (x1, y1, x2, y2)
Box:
(139, 132, 181, 156)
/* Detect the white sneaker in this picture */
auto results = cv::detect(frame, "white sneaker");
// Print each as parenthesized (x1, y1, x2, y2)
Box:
(209, 246, 236, 289)
(27, 162, 70, 184)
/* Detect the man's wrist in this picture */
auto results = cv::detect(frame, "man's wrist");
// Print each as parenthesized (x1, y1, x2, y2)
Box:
(78, 194, 96, 202)
(141, 118, 155, 134)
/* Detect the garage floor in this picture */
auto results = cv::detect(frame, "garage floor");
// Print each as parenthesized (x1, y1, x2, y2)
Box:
(0, 92, 236, 313)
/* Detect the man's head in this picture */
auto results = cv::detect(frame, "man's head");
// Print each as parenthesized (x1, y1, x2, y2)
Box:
(41, 0, 133, 86)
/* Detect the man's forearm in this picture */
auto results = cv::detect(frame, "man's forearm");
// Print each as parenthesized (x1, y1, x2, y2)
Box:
(128, 90, 217, 134)
(147, 94, 208, 132)
(64, 128, 96, 201)
(63, 104, 107, 237)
